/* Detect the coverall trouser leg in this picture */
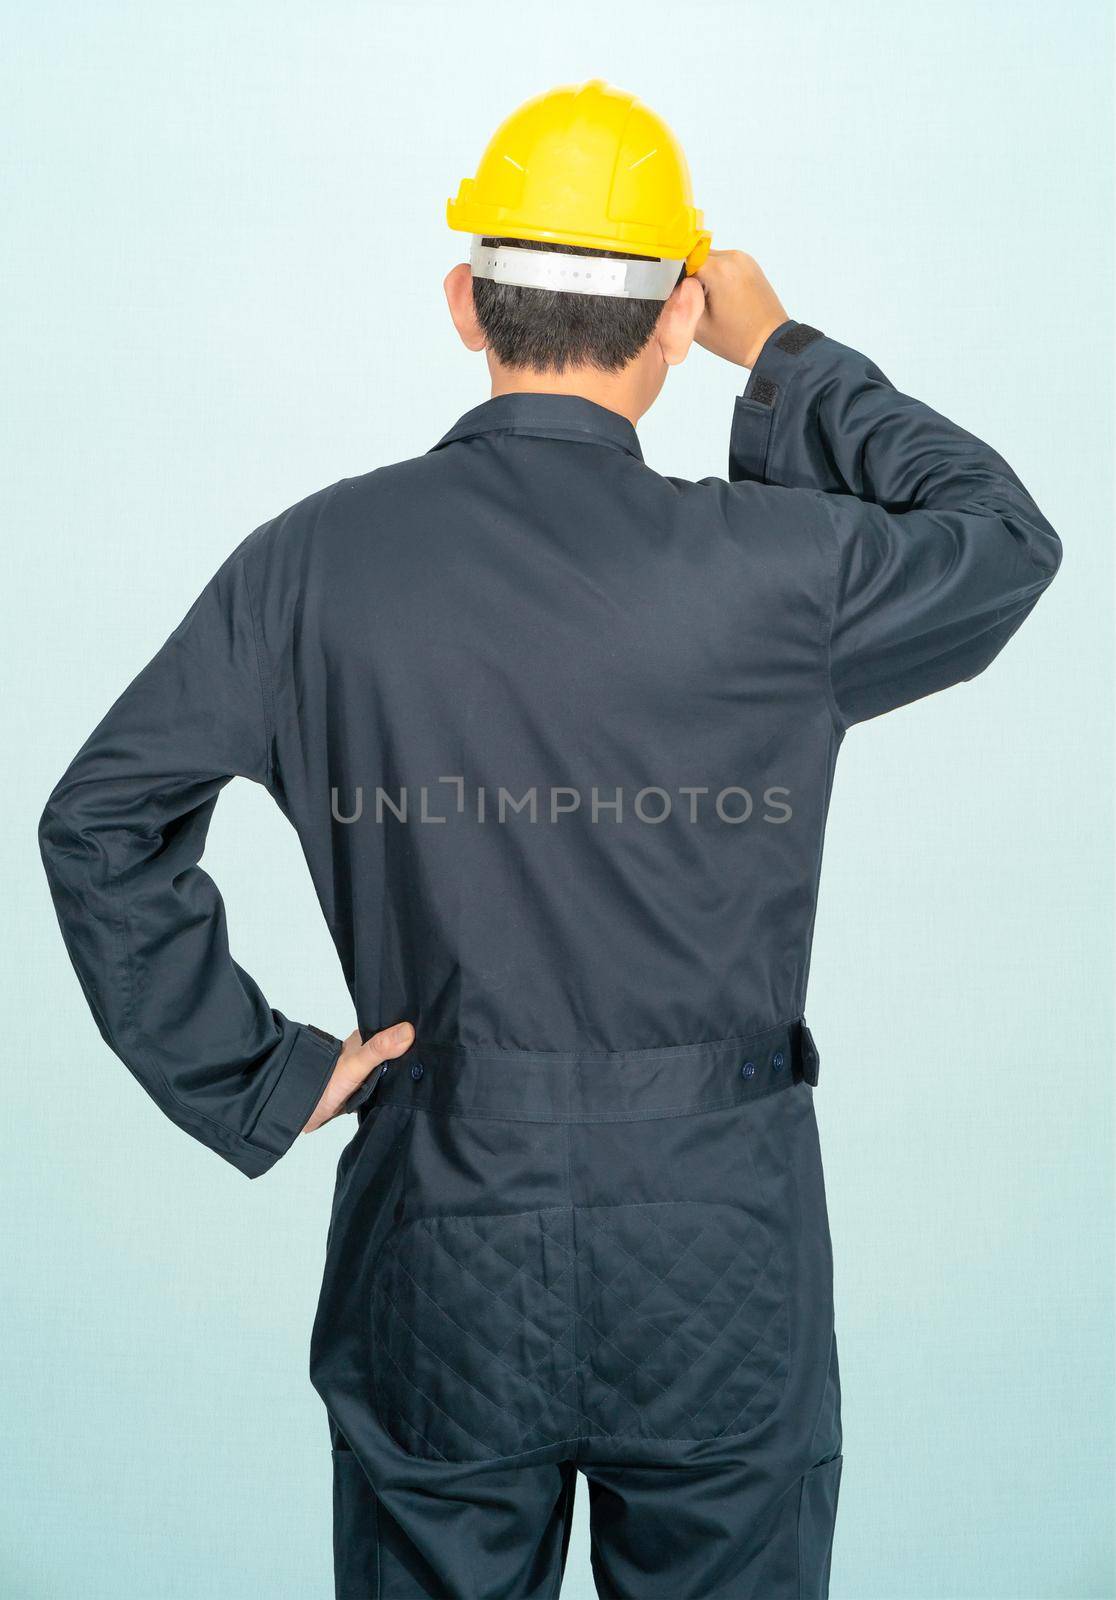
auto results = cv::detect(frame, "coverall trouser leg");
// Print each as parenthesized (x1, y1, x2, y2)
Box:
(310, 1022, 842, 1599)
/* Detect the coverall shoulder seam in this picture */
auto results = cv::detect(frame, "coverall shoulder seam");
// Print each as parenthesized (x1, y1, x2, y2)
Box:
(236, 547, 276, 791)
(749, 335, 849, 739)
(238, 481, 343, 793)
(809, 491, 853, 738)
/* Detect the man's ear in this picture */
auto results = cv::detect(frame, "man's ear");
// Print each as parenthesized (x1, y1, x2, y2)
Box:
(656, 276, 705, 367)
(444, 263, 486, 352)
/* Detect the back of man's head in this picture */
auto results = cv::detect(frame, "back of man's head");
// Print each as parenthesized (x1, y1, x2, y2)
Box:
(472, 238, 687, 374)
(445, 82, 711, 395)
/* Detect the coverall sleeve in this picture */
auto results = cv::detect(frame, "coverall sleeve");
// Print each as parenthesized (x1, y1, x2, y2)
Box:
(728, 321, 1062, 726)
(38, 538, 342, 1179)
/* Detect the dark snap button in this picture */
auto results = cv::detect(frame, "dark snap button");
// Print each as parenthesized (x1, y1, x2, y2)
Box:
(772, 1051, 785, 1070)
(409, 1062, 424, 1081)
(741, 1061, 756, 1079)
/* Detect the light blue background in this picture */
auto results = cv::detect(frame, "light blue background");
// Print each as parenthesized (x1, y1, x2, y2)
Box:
(3, 3, 1112, 1596)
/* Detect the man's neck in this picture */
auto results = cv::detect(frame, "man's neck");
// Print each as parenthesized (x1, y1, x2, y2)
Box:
(489, 366, 645, 428)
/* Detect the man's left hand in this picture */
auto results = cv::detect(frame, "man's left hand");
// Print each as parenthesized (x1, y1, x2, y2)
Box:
(303, 1022, 416, 1132)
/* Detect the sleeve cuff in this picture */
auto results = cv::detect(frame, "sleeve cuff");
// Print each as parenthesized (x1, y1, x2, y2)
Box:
(728, 319, 826, 484)
(235, 1023, 342, 1179)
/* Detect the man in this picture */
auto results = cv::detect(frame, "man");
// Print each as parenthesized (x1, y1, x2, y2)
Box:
(40, 79, 1060, 1600)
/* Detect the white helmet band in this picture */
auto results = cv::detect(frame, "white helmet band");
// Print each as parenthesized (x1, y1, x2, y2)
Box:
(469, 237, 683, 301)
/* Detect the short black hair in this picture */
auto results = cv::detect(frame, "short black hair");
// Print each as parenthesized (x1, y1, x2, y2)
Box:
(472, 237, 684, 374)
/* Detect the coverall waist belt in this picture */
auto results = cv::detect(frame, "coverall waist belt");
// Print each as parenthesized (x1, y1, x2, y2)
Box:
(366, 1017, 820, 1123)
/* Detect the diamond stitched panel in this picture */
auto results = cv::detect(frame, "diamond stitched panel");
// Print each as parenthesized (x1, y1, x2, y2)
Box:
(371, 1202, 788, 1463)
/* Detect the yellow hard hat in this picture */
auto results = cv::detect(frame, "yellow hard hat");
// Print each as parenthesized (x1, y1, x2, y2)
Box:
(447, 80, 711, 291)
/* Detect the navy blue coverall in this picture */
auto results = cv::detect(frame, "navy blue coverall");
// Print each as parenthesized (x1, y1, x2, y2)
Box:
(40, 322, 1061, 1599)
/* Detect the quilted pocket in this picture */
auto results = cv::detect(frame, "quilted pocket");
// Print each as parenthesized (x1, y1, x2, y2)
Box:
(371, 1200, 788, 1463)
(575, 1199, 789, 1443)
(372, 1208, 580, 1461)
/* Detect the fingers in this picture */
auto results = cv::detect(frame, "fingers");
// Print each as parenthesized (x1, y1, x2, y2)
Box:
(302, 1020, 416, 1134)
(359, 1020, 416, 1068)
(691, 249, 786, 369)
(696, 248, 755, 284)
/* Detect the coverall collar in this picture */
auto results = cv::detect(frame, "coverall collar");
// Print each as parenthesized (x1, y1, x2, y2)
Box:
(432, 391, 644, 462)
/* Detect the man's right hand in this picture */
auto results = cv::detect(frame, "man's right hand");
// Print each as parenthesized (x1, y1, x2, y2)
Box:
(694, 251, 788, 370)
(303, 1021, 416, 1132)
